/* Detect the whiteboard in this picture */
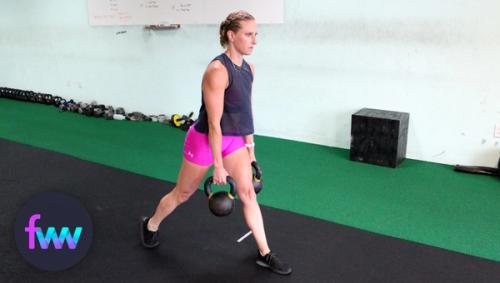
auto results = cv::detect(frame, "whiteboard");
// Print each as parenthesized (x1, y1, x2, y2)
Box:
(87, 0, 283, 26)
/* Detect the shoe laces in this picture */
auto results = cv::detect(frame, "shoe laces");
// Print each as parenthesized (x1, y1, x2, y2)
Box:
(266, 252, 282, 266)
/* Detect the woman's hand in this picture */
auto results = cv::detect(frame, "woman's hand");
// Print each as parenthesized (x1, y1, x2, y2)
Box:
(213, 166, 229, 185)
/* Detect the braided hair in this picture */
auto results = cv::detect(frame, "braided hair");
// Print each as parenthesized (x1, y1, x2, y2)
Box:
(219, 11, 255, 48)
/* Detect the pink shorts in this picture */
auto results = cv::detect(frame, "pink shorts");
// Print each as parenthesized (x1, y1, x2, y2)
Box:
(183, 125, 246, 166)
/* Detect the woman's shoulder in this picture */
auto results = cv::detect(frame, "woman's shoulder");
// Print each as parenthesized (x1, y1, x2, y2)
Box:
(247, 62, 255, 76)
(206, 59, 228, 76)
(203, 59, 229, 87)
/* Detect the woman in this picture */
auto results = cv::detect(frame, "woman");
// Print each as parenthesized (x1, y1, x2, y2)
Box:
(140, 11, 292, 276)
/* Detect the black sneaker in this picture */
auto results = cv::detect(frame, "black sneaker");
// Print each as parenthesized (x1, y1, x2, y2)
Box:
(256, 251, 292, 275)
(140, 216, 160, 248)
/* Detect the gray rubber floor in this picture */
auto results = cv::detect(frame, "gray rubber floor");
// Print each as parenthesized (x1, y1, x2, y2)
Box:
(1, 138, 500, 283)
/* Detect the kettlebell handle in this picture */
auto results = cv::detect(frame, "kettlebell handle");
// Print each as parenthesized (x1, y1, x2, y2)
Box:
(204, 176, 236, 197)
(251, 161, 262, 180)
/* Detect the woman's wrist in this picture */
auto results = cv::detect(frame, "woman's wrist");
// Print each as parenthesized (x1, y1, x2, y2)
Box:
(213, 160, 224, 168)
(245, 142, 255, 148)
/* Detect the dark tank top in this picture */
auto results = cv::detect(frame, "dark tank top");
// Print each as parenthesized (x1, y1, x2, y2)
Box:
(194, 53, 254, 136)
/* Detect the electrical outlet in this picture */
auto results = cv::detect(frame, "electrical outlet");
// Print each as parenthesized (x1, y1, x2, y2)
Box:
(495, 124, 500, 138)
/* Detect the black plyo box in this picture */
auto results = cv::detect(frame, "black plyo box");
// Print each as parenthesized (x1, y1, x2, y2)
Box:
(350, 108, 409, 168)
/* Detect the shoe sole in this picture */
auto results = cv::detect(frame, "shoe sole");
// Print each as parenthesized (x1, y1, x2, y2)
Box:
(139, 217, 160, 249)
(256, 260, 292, 275)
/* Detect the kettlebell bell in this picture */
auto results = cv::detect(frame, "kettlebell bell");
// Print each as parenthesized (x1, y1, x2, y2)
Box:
(252, 161, 263, 194)
(204, 176, 237, 217)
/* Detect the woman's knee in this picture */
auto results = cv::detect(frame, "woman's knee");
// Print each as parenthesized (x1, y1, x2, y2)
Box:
(159, 187, 196, 207)
(174, 187, 197, 204)
(237, 183, 257, 203)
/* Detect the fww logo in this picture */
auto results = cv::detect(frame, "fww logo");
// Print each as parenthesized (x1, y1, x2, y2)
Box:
(24, 214, 83, 250)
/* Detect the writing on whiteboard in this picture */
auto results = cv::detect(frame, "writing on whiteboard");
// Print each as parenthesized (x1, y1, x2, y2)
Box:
(172, 3, 192, 12)
(88, 0, 283, 26)
(141, 1, 160, 9)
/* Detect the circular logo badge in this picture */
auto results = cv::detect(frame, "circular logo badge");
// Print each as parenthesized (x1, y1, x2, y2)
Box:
(14, 192, 93, 271)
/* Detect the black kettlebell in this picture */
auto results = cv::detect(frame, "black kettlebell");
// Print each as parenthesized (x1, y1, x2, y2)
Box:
(204, 176, 237, 217)
(252, 161, 263, 194)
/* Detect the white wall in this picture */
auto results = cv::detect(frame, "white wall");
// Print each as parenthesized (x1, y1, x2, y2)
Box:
(1, 1, 499, 166)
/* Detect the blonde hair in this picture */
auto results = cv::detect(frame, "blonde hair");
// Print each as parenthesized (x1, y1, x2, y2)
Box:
(219, 11, 255, 48)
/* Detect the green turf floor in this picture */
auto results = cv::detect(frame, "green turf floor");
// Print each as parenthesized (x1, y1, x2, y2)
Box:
(1, 98, 499, 262)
